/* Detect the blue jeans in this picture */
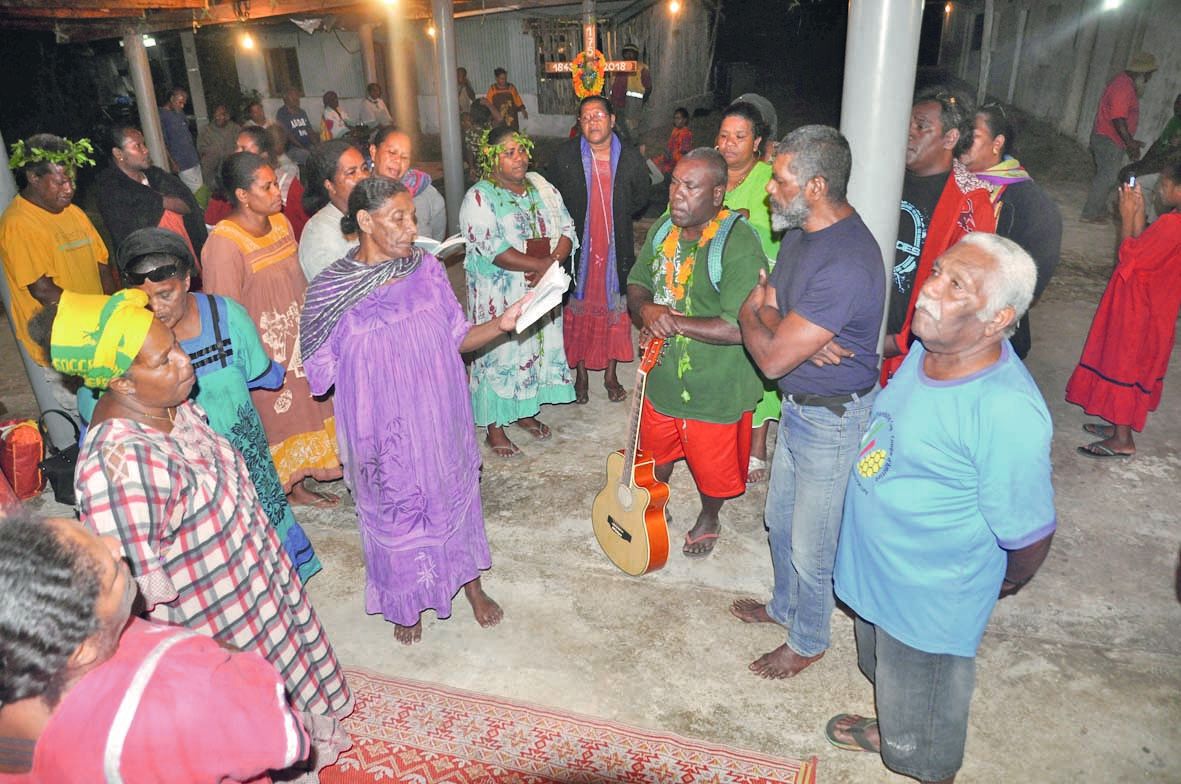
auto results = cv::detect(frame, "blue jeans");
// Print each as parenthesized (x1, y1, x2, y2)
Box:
(855, 615, 976, 782)
(764, 390, 874, 657)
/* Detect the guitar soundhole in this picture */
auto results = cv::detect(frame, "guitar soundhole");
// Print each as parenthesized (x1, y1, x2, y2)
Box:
(606, 516, 633, 542)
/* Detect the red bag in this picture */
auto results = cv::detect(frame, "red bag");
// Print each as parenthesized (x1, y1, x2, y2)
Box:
(0, 418, 45, 500)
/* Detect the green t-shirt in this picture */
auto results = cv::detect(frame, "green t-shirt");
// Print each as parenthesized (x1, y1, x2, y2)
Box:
(628, 216, 767, 423)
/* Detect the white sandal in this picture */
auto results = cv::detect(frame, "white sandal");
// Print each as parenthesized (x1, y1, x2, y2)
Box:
(747, 456, 769, 484)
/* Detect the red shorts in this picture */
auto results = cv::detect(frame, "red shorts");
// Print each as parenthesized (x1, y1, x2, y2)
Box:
(638, 398, 752, 499)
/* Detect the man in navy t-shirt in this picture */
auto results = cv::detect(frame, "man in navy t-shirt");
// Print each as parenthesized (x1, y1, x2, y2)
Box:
(827, 233, 1055, 783)
(275, 88, 316, 165)
(733, 125, 885, 680)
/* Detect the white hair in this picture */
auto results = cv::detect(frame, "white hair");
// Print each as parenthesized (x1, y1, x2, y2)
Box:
(959, 233, 1037, 338)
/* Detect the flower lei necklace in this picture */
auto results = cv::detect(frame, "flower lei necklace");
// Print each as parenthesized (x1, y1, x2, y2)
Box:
(660, 209, 730, 303)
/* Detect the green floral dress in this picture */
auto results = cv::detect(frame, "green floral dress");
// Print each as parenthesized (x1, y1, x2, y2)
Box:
(459, 172, 578, 426)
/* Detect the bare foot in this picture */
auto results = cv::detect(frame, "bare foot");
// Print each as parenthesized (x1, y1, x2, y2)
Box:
(729, 598, 777, 624)
(289, 480, 339, 508)
(394, 619, 423, 645)
(464, 578, 503, 628)
(749, 644, 824, 679)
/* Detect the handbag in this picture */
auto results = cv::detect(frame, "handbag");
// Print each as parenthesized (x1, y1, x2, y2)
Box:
(38, 410, 81, 507)
(0, 418, 45, 500)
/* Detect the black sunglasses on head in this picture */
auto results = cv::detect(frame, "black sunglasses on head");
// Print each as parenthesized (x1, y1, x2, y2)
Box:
(124, 262, 181, 285)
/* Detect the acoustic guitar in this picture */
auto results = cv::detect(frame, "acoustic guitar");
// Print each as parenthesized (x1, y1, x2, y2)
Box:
(591, 338, 671, 575)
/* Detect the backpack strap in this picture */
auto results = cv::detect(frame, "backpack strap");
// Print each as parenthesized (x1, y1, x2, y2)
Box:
(705, 211, 748, 292)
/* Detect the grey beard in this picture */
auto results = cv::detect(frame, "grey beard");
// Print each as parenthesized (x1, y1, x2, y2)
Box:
(771, 195, 809, 232)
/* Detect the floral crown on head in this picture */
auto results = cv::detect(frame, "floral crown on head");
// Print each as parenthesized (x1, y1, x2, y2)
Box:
(7, 137, 96, 175)
(477, 128, 534, 179)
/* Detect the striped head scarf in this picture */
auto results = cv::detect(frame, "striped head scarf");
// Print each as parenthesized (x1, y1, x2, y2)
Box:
(50, 290, 155, 389)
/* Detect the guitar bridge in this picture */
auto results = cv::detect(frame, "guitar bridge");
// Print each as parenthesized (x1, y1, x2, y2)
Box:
(606, 516, 633, 542)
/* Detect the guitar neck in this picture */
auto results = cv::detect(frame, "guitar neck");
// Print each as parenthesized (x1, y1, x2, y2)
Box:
(620, 369, 648, 485)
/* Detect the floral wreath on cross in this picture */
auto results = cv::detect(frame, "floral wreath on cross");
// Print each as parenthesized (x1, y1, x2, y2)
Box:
(7, 137, 96, 176)
(571, 48, 607, 99)
(477, 127, 536, 180)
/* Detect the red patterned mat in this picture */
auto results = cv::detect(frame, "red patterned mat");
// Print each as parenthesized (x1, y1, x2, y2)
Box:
(321, 668, 817, 784)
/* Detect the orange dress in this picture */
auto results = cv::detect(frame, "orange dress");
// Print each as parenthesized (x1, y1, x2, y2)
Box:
(201, 214, 342, 490)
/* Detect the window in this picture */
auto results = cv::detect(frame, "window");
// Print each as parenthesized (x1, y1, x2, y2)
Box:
(527, 18, 613, 115)
(263, 47, 303, 97)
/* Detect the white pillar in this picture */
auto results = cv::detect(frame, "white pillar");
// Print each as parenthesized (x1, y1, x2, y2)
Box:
(432, 0, 463, 235)
(180, 30, 208, 129)
(840, 0, 924, 354)
(958, 10, 972, 79)
(976, 0, 995, 105)
(1059, 1, 1100, 139)
(125, 30, 168, 169)
(385, 7, 418, 135)
(1006, 7, 1028, 104)
(0, 132, 77, 447)
(359, 23, 379, 89)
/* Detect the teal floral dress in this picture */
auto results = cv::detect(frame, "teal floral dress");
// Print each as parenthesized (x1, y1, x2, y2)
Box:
(459, 172, 577, 426)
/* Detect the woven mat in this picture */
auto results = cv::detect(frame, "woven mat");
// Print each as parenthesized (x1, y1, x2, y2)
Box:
(321, 668, 817, 783)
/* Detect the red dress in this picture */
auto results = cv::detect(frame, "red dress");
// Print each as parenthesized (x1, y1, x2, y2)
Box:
(1066, 212, 1181, 431)
(563, 158, 634, 369)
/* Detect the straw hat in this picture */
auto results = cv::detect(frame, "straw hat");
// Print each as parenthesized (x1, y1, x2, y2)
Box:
(1126, 51, 1157, 73)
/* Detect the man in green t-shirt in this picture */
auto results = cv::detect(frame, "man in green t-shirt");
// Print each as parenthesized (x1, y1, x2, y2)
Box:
(627, 148, 767, 558)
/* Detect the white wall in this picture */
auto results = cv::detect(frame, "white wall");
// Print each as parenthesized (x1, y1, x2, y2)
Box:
(955, 0, 1179, 147)
(235, 27, 368, 125)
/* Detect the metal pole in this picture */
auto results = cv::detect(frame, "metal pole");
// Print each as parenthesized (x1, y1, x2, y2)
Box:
(1058, 1, 1100, 138)
(0, 132, 77, 448)
(180, 31, 208, 129)
(432, 0, 463, 235)
(1006, 7, 1028, 104)
(359, 23, 378, 89)
(840, 0, 924, 355)
(976, 0, 994, 105)
(124, 30, 168, 169)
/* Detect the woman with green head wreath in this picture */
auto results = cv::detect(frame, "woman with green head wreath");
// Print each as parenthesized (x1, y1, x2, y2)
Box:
(458, 125, 579, 457)
(36, 288, 355, 742)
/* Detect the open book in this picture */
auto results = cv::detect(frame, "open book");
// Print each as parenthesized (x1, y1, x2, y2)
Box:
(515, 262, 572, 334)
(413, 234, 466, 258)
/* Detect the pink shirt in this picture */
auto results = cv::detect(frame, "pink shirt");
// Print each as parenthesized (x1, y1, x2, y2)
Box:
(1093, 71, 1139, 148)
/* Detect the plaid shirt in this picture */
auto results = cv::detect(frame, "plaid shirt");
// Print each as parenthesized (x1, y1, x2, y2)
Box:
(76, 402, 352, 718)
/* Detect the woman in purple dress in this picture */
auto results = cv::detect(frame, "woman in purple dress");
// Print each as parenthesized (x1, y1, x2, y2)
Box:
(300, 177, 529, 644)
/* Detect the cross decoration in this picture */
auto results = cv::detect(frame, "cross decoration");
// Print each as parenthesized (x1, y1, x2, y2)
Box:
(543, 0, 636, 97)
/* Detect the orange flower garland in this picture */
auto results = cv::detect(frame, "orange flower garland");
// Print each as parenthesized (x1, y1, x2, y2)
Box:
(571, 49, 607, 99)
(660, 209, 731, 302)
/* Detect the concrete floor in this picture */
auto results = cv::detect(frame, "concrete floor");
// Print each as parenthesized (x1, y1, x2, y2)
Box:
(4, 167, 1180, 784)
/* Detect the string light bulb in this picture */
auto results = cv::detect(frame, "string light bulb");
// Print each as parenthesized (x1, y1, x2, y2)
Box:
(669, 0, 681, 13)
(240, 31, 255, 49)
(945, 2, 952, 14)
(427, 24, 436, 38)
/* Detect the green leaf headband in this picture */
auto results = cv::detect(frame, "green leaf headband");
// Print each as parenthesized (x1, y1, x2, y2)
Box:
(8, 137, 96, 176)
(477, 128, 535, 179)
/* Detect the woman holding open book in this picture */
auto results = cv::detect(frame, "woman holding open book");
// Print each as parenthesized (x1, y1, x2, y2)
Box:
(301, 176, 531, 644)
(459, 124, 578, 457)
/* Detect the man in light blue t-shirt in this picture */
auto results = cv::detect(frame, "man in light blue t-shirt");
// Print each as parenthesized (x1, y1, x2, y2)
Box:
(826, 233, 1056, 784)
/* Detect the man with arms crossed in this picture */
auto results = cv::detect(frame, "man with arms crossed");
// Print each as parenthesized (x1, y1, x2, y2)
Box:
(731, 125, 884, 678)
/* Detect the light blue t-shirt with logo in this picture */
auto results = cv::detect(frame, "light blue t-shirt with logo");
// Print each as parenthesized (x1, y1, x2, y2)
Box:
(834, 341, 1056, 657)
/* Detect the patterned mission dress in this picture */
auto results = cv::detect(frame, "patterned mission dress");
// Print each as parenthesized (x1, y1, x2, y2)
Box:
(75, 402, 352, 719)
